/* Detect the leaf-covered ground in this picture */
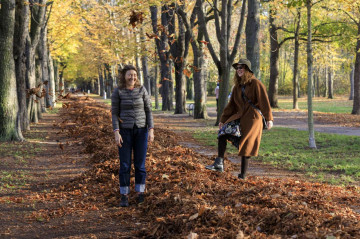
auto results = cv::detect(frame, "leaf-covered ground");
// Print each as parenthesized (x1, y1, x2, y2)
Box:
(1, 96, 359, 238)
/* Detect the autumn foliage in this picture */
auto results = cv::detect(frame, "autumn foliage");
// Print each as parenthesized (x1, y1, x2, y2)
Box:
(25, 97, 360, 238)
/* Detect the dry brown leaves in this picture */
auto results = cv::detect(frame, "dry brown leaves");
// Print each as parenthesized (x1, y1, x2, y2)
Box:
(315, 112, 360, 127)
(27, 97, 360, 238)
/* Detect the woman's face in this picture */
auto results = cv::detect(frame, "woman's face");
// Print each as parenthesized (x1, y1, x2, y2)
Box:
(236, 64, 246, 78)
(125, 69, 137, 88)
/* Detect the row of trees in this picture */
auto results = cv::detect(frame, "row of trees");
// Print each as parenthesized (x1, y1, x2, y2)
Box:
(1, 0, 360, 143)
(1, 0, 58, 141)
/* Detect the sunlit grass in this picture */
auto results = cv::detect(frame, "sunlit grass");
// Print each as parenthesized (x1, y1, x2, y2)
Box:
(277, 96, 353, 114)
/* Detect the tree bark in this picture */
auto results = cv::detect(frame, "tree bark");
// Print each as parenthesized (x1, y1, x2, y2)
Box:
(48, 53, 55, 106)
(323, 67, 327, 97)
(35, 44, 45, 117)
(39, 24, 52, 108)
(53, 59, 59, 99)
(0, 0, 23, 141)
(292, 9, 300, 110)
(153, 61, 159, 109)
(352, 22, 360, 114)
(192, 34, 207, 119)
(306, 0, 316, 148)
(268, 7, 279, 108)
(14, 0, 30, 132)
(140, 28, 151, 95)
(316, 69, 320, 97)
(186, 76, 193, 100)
(349, 63, 354, 100)
(169, 4, 188, 114)
(150, 5, 171, 111)
(104, 63, 113, 97)
(327, 66, 333, 99)
(98, 66, 104, 97)
(26, 0, 46, 123)
(246, 0, 260, 79)
(59, 62, 66, 96)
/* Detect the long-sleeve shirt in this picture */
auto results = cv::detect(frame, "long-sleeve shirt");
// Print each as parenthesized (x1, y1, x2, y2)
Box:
(111, 86, 154, 130)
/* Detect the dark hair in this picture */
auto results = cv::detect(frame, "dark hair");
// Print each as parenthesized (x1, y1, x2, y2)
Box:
(118, 65, 141, 89)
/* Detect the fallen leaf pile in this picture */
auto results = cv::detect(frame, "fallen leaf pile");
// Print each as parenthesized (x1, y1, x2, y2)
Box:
(315, 112, 360, 128)
(27, 97, 360, 238)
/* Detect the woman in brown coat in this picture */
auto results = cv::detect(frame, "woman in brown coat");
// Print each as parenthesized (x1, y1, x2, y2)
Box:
(206, 59, 273, 179)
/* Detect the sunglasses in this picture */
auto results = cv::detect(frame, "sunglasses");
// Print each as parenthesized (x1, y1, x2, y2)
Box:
(236, 65, 246, 70)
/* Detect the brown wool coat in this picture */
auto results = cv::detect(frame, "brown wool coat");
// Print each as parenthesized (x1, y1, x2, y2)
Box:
(220, 77, 273, 157)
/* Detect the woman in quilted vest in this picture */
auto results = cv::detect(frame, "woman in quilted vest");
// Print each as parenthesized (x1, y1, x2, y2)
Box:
(111, 65, 154, 207)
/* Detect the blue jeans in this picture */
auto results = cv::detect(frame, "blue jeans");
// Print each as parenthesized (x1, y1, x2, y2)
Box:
(118, 127, 148, 194)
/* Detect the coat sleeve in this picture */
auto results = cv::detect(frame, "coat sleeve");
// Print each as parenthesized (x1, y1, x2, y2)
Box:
(111, 88, 121, 130)
(255, 81, 273, 121)
(142, 86, 154, 129)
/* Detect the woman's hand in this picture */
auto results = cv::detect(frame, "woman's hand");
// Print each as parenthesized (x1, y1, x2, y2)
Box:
(114, 131, 123, 147)
(267, 121, 273, 130)
(218, 122, 224, 130)
(148, 128, 154, 144)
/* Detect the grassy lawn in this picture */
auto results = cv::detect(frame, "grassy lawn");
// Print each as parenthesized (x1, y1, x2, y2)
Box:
(193, 126, 360, 185)
(277, 96, 353, 114)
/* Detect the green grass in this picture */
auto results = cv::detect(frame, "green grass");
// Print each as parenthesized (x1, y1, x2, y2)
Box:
(193, 127, 360, 185)
(277, 96, 353, 114)
(0, 171, 29, 190)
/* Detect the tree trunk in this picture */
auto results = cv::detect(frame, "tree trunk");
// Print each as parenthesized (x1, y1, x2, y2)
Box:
(0, 0, 23, 141)
(349, 63, 354, 100)
(135, 50, 143, 85)
(352, 23, 360, 114)
(327, 66, 333, 99)
(48, 53, 55, 106)
(103, 66, 108, 97)
(104, 63, 113, 97)
(59, 63, 66, 96)
(150, 5, 172, 111)
(153, 62, 159, 109)
(268, 7, 279, 108)
(306, 0, 316, 148)
(99, 66, 104, 97)
(323, 67, 327, 97)
(14, 0, 29, 132)
(142, 56, 150, 95)
(169, 4, 188, 114)
(35, 46, 45, 117)
(316, 69, 320, 97)
(186, 76, 193, 100)
(192, 40, 207, 119)
(169, 60, 174, 111)
(292, 9, 300, 110)
(246, 0, 260, 79)
(26, 0, 46, 123)
(140, 27, 151, 95)
(53, 59, 59, 98)
(39, 25, 52, 108)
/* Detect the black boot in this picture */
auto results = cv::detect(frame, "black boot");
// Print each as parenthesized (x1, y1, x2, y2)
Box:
(238, 156, 249, 179)
(205, 157, 224, 172)
(120, 194, 129, 207)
